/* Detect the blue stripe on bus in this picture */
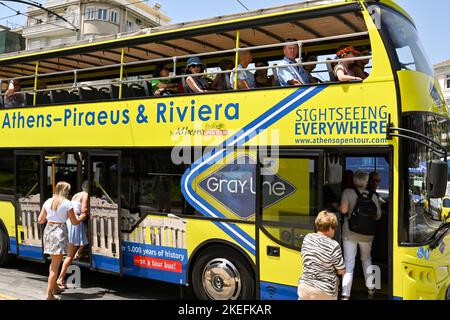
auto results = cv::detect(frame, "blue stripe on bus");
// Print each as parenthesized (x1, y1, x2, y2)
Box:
(181, 85, 328, 256)
(212, 221, 255, 255)
(9, 237, 16, 254)
(393, 296, 403, 300)
(260, 281, 298, 300)
(91, 254, 120, 273)
(18, 244, 43, 260)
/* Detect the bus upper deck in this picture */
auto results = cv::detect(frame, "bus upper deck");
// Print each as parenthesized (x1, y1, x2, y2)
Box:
(0, 0, 375, 107)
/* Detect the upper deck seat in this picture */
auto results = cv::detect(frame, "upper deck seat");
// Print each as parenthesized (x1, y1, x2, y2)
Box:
(35, 92, 51, 106)
(69, 90, 80, 102)
(99, 87, 111, 100)
(129, 83, 146, 98)
(142, 81, 154, 96)
(110, 84, 132, 99)
(79, 87, 100, 102)
(25, 93, 33, 106)
(50, 89, 71, 104)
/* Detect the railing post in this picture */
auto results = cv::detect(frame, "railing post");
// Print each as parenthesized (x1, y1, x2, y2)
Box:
(297, 40, 303, 64)
(234, 30, 240, 90)
(172, 56, 177, 75)
(73, 70, 78, 89)
(119, 48, 125, 99)
(33, 61, 39, 106)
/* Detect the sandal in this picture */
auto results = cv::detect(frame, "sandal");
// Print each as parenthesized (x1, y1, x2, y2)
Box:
(53, 287, 65, 295)
(56, 280, 67, 290)
(46, 295, 61, 300)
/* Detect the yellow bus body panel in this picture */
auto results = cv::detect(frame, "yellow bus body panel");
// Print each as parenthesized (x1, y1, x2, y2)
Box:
(0, 201, 16, 238)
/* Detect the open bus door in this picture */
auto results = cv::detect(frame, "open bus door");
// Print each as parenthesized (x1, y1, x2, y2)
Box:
(14, 151, 45, 262)
(88, 151, 122, 274)
(257, 149, 323, 300)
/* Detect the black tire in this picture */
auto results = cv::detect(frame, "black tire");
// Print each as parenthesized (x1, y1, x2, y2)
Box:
(191, 245, 255, 300)
(0, 227, 14, 267)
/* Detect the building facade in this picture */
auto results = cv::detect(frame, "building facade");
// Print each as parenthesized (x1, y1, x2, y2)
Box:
(434, 59, 450, 110)
(22, 0, 170, 50)
(0, 26, 25, 54)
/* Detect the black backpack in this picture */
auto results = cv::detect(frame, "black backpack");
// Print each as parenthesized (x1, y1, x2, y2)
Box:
(348, 188, 378, 236)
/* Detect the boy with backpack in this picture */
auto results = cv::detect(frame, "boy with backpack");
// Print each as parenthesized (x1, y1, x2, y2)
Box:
(340, 170, 382, 300)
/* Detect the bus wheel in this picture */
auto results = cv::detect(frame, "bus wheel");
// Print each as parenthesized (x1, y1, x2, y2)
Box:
(0, 228, 13, 267)
(192, 245, 254, 300)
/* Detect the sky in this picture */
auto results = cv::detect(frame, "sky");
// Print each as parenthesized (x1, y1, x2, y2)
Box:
(0, 0, 448, 65)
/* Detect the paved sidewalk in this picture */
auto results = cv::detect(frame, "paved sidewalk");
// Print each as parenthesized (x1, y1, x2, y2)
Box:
(0, 259, 190, 300)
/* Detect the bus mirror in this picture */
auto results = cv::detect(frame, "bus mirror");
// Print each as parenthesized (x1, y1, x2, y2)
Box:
(427, 160, 448, 198)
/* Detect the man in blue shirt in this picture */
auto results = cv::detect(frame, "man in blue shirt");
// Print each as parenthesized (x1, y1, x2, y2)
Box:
(230, 50, 256, 89)
(277, 39, 310, 86)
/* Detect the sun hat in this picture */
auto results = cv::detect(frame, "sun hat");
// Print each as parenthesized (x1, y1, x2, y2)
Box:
(185, 57, 205, 72)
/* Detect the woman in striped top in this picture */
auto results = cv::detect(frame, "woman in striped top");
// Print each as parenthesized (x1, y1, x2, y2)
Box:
(298, 211, 346, 300)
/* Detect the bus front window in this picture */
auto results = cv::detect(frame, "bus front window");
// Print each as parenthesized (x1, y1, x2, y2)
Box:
(378, 5, 434, 77)
(403, 114, 450, 243)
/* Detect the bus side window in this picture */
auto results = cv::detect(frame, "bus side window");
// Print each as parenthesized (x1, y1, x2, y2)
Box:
(120, 150, 195, 232)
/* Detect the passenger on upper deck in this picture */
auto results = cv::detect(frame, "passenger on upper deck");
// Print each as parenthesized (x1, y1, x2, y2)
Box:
(230, 50, 256, 90)
(350, 47, 371, 80)
(303, 55, 322, 84)
(276, 38, 310, 87)
(254, 60, 275, 88)
(184, 57, 210, 93)
(211, 59, 234, 91)
(4, 79, 25, 108)
(151, 63, 179, 96)
(334, 46, 363, 82)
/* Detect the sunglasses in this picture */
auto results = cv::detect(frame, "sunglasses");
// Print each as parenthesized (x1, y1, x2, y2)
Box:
(190, 64, 201, 68)
(375, 179, 381, 183)
(162, 67, 170, 71)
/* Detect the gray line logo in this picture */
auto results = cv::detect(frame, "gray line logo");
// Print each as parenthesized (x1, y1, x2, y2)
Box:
(199, 155, 296, 219)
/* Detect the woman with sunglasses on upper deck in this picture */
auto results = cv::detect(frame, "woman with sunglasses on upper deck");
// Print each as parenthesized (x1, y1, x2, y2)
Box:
(184, 57, 210, 93)
(151, 63, 180, 96)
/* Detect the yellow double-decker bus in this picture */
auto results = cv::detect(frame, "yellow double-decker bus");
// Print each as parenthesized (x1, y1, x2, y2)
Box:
(0, 0, 449, 300)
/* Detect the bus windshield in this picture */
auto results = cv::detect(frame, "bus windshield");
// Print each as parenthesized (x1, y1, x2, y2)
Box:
(404, 114, 450, 243)
(379, 5, 434, 77)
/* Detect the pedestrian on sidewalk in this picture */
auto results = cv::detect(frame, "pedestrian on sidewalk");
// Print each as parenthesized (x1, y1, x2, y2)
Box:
(38, 181, 86, 300)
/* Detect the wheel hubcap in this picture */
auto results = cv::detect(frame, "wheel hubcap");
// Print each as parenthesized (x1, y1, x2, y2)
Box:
(202, 258, 241, 300)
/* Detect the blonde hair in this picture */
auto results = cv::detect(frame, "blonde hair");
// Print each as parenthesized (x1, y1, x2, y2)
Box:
(315, 210, 338, 232)
(72, 181, 89, 202)
(353, 170, 369, 188)
(51, 181, 71, 211)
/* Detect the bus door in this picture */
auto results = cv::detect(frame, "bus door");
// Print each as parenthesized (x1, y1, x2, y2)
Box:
(88, 152, 122, 274)
(15, 151, 45, 262)
(258, 150, 323, 300)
